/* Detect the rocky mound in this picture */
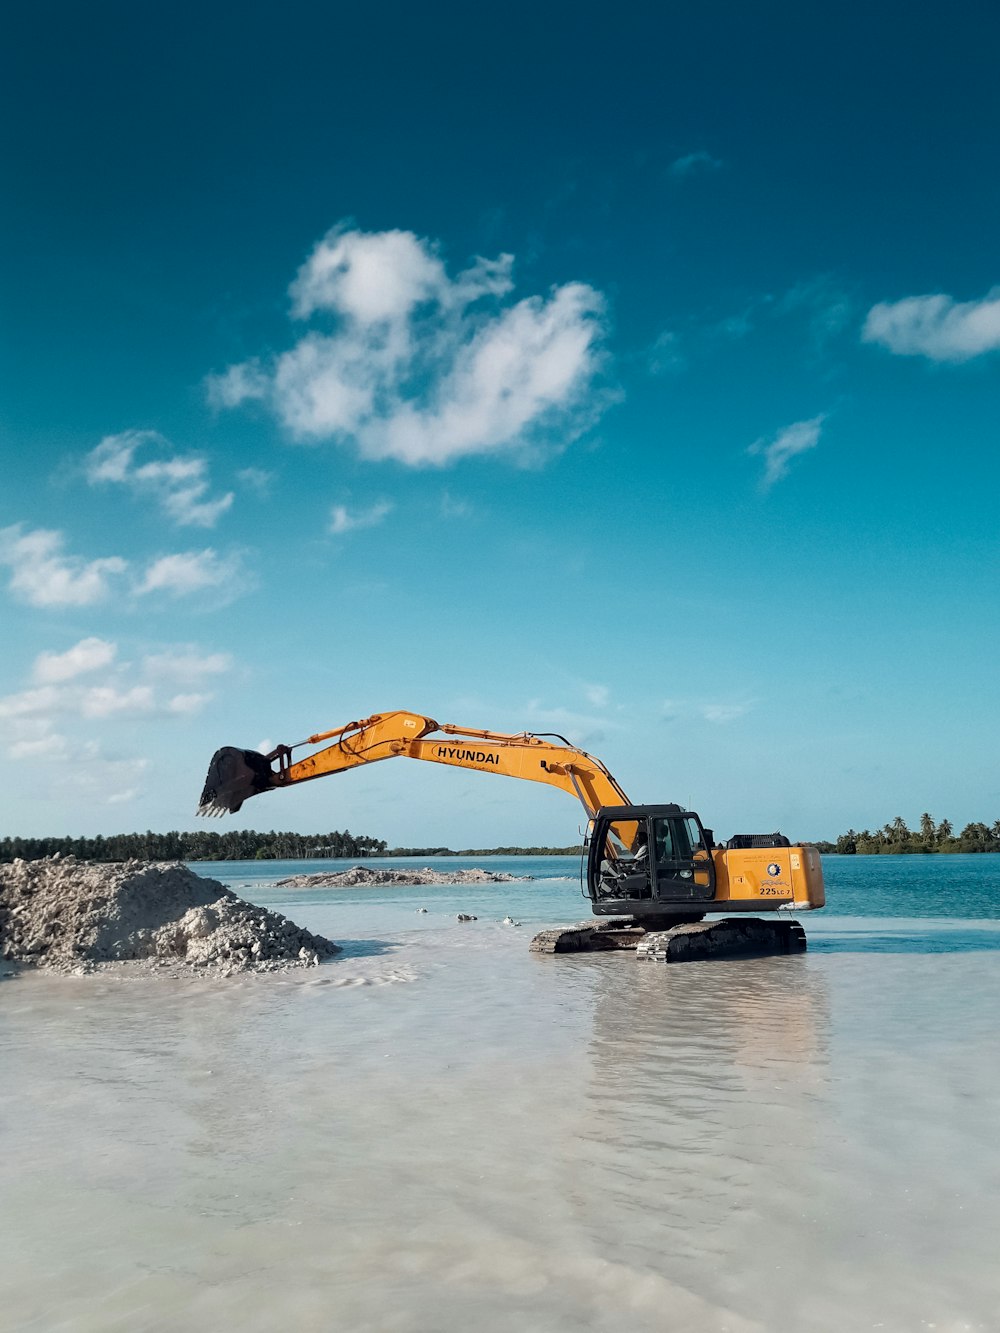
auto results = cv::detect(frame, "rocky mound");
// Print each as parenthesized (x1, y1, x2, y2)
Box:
(0, 856, 339, 976)
(275, 865, 531, 889)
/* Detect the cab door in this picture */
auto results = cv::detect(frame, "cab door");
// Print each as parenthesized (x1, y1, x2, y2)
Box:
(652, 813, 716, 901)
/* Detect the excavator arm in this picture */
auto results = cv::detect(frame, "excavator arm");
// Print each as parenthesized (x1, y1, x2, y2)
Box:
(198, 709, 631, 820)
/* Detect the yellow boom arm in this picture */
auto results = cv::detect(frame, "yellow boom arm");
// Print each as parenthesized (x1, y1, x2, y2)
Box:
(267, 710, 630, 818)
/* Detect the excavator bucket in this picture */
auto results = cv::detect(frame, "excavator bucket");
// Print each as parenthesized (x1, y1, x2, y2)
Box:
(197, 747, 278, 816)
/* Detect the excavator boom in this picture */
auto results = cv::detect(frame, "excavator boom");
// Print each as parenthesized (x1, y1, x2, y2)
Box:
(198, 710, 630, 819)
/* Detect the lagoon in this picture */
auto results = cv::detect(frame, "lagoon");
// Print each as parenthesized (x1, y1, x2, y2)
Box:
(2, 854, 999, 1331)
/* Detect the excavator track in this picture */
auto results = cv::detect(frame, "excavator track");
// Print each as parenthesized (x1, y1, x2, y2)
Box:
(530, 917, 806, 961)
(529, 918, 648, 953)
(635, 917, 806, 962)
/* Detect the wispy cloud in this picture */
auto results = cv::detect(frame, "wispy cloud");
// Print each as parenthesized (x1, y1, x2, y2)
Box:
(0, 679, 205, 722)
(2, 681, 151, 722)
(779, 276, 854, 345)
(57, 745, 149, 805)
(699, 702, 753, 724)
(713, 276, 854, 349)
(135, 549, 243, 598)
(165, 692, 213, 715)
(669, 150, 723, 179)
(9, 731, 70, 761)
(748, 415, 824, 490)
(79, 685, 157, 718)
(662, 698, 756, 725)
(0, 524, 249, 609)
(440, 491, 473, 518)
(647, 329, 686, 376)
(1, 637, 229, 768)
(0, 525, 127, 608)
(141, 647, 234, 683)
(0, 710, 148, 803)
(33, 637, 117, 683)
(519, 697, 621, 746)
(207, 224, 612, 467)
(862, 288, 1000, 362)
(236, 466, 274, 496)
(328, 500, 393, 535)
(583, 683, 609, 708)
(86, 430, 233, 527)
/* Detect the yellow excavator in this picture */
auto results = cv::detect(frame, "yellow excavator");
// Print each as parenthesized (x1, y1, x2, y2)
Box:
(198, 709, 825, 961)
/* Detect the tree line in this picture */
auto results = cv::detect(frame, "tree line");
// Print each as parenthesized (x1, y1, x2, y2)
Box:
(815, 814, 1000, 855)
(0, 829, 388, 864)
(386, 845, 583, 857)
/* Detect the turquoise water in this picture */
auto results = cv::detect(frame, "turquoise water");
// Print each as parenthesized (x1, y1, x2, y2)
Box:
(203, 850, 1000, 955)
(3, 854, 1000, 1331)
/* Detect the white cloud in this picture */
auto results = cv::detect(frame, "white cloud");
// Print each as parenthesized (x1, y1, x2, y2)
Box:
(142, 648, 233, 683)
(329, 500, 394, 535)
(79, 685, 156, 719)
(33, 637, 117, 684)
(862, 288, 1000, 362)
(166, 692, 213, 715)
(748, 416, 824, 490)
(1, 641, 224, 762)
(670, 151, 723, 178)
(135, 549, 242, 597)
(207, 361, 270, 409)
(59, 746, 149, 805)
(207, 225, 610, 467)
(0, 682, 154, 721)
(107, 787, 140, 805)
(290, 227, 452, 322)
(0, 525, 127, 608)
(9, 732, 70, 761)
(0, 687, 61, 719)
(86, 430, 234, 527)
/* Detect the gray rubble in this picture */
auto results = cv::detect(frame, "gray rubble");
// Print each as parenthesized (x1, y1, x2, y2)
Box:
(0, 855, 339, 976)
(275, 865, 531, 888)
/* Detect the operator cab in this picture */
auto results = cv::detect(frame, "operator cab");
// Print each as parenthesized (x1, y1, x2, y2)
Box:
(586, 804, 716, 920)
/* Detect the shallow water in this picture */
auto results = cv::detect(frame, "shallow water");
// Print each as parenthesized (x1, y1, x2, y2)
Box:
(2, 855, 1000, 1331)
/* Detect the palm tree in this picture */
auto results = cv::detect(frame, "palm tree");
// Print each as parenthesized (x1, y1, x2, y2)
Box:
(919, 812, 936, 848)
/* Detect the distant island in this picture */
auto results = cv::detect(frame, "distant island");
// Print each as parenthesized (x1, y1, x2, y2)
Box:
(812, 815, 1000, 855)
(0, 830, 583, 864)
(7, 815, 998, 864)
(385, 845, 583, 857)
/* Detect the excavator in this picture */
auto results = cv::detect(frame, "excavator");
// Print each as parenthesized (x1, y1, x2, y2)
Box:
(197, 709, 825, 961)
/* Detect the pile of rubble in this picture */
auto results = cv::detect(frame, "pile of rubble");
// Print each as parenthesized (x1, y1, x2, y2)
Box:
(0, 856, 339, 976)
(276, 865, 530, 888)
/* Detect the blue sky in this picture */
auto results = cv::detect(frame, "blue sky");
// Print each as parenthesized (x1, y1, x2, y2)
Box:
(2, 0, 999, 844)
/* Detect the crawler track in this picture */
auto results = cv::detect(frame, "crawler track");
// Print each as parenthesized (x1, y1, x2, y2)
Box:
(530, 916, 806, 961)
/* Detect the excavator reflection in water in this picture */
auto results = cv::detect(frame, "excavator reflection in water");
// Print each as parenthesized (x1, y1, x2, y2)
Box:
(198, 710, 825, 961)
